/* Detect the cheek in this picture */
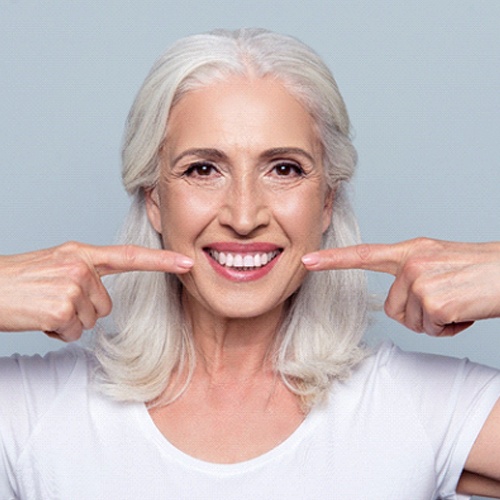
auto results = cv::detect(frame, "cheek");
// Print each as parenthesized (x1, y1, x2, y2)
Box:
(159, 189, 221, 249)
(275, 194, 326, 244)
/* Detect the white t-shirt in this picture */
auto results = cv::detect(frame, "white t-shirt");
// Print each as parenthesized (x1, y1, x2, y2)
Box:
(0, 341, 499, 500)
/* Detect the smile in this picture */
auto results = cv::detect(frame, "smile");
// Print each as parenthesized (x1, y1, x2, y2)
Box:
(206, 249, 281, 269)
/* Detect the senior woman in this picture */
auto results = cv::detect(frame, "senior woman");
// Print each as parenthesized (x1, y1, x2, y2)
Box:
(0, 28, 499, 499)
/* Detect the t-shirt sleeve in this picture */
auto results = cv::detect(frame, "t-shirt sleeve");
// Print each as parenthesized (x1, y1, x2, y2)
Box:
(381, 342, 500, 498)
(0, 346, 85, 497)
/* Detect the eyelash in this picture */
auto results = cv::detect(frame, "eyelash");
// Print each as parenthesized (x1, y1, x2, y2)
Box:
(183, 162, 218, 177)
(182, 161, 305, 179)
(272, 162, 305, 177)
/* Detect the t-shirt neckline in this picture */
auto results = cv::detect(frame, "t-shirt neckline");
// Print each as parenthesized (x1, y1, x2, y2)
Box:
(133, 397, 325, 475)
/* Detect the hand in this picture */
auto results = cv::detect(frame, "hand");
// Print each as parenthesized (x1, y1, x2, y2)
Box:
(0, 242, 193, 341)
(302, 238, 500, 336)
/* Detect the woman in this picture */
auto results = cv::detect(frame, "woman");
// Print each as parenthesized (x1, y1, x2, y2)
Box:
(0, 28, 499, 499)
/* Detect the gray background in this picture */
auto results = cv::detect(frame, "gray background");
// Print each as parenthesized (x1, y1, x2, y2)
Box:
(1, 1, 499, 497)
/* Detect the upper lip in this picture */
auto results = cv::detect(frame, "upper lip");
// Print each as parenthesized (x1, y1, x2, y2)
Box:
(203, 242, 283, 253)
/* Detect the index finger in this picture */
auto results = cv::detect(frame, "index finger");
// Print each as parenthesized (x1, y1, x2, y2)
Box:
(301, 243, 405, 275)
(83, 244, 194, 276)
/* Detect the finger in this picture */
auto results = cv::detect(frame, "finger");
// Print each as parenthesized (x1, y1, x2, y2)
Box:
(423, 318, 475, 337)
(302, 243, 406, 275)
(84, 245, 194, 277)
(73, 293, 99, 330)
(403, 293, 425, 333)
(384, 278, 409, 325)
(44, 315, 84, 342)
(443, 321, 475, 336)
(44, 331, 64, 341)
(88, 283, 113, 319)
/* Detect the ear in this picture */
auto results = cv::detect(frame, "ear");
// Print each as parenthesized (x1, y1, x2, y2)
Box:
(144, 187, 163, 234)
(321, 187, 335, 233)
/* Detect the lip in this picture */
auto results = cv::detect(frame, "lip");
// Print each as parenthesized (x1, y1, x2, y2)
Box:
(205, 242, 281, 253)
(203, 242, 283, 282)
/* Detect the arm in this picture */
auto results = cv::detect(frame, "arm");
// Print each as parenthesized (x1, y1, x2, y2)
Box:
(457, 470, 500, 498)
(463, 398, 500, 484)
(303, 237, 500, 492)
(0, 241, 193, 341)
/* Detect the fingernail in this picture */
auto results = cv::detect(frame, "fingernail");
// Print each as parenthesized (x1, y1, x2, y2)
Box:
(301, 253, 320, 266)
(175, 256, 194, 269)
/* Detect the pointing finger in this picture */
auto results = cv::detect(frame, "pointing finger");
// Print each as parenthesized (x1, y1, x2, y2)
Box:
(302, 243, 407, 275)
(82, 244, 194, 276)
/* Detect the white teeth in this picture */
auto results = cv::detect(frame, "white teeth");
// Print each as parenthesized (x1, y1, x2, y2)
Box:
(208, 250, 280, 269)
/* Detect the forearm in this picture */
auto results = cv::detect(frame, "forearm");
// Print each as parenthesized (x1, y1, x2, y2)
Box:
(457, 471, 500, 498)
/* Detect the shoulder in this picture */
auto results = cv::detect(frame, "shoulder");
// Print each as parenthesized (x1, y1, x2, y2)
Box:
(0, 344, 93, 425)
(0, 343, 91, 385)
(327, 341, 500, 494)
(0, 344, 95, 479)
(346, 340, 500, 451)
(366, 340, 500, 394)
(337, 340, 500, 437)
(351, 340, 500, 406)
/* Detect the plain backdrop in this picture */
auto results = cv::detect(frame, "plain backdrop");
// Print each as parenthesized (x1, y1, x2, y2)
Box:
(1, 2, 499, 497)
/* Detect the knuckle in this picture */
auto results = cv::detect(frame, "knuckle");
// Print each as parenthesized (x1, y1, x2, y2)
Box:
(356, 244, 372, 263)
(403, 237, 442, 270)
(410, 237, 447, 257)
(410, 277, 428, 299)
(411, 236, 430, 246)
(66, 261, 92, 284)
(61, 240, 81, 251)
(43, 302, 75, 331)
(401, 258, 427, 282)
(56, 241, 82, 257)
(421, 295, 447, 322)
(64, 281, 85, 302)
(411, 236, 435, 249)
(123, 245, 139, 267)
(53, 242, 94, 283)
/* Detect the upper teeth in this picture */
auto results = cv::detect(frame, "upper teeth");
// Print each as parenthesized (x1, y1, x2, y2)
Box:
(209, 250, 279, 269)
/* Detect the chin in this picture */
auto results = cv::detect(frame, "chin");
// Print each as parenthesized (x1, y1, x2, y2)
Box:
(206, 299, 283, 320)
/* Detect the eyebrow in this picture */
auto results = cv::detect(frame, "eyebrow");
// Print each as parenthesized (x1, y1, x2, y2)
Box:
(172, 148, 227, 166)
(171, 147, 315, 166)
(259, 147, 315, 164)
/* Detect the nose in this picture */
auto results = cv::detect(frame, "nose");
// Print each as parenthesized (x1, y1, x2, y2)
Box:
(218, 174, 271, 236)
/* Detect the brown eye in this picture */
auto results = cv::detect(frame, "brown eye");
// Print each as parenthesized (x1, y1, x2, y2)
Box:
(273, 163, 304, 176)
(185, 163, 217, 176)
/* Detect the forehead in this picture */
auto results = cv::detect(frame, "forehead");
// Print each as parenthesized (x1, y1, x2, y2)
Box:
(164, 76, 320, 156)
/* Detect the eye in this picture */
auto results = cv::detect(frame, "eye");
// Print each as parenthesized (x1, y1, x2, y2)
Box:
(184, 162, 218, 177)
(272, 162, 305, 177)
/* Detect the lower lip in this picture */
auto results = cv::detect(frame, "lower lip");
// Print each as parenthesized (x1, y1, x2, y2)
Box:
(204, 251, 281, 282)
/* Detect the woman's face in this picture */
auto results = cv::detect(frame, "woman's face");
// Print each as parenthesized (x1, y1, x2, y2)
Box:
(146, 76, 333, 320)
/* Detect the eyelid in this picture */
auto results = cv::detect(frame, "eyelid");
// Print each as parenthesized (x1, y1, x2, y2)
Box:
(183, 160, 219, 175)
(270, 159, 306, 174)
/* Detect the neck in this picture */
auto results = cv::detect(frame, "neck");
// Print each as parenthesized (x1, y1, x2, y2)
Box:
(183, 295, 286, 382)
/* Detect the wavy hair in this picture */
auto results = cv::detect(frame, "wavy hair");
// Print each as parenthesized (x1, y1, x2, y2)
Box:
(94, 28, 368, 408)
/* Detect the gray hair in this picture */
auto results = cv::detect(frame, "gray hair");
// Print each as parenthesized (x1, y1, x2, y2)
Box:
(94, 28, 368, 408)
